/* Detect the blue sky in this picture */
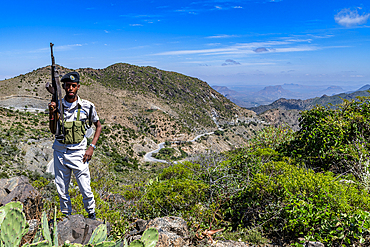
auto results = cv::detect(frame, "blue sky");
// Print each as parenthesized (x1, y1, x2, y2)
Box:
(0, 0, 369, 89)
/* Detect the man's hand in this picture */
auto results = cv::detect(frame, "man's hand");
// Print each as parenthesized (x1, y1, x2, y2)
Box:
(48, 101, 58, 134)
(48, 101, 57, 114)
(83, 146, 94, 163)
(83, 120, 102, 163)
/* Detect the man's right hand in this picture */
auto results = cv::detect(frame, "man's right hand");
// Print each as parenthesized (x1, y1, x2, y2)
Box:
(49, 102, 57, 114)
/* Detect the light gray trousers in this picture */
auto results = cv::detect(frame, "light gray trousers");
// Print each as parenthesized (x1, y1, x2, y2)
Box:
(53, 148, 95, 215)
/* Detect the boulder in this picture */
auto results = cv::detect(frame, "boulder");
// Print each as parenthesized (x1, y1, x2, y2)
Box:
(305, 241, 325, 247)
(212, 240, 251, 246)
(0, 176, 42, 220)
(57, 214, 110, 245)
(129, 216, 191, 247)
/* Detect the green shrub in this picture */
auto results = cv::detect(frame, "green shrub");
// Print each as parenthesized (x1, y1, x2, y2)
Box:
(138, 177, 208, 219)
(286, 97, 370, 173)
(247, 124, 294, 150)
(159, 162, 200, 180)
(225, 161, 370, 245)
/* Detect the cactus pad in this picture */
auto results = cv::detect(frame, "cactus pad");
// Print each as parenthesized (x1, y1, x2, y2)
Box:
(0, 201, 23, 227)
(0, 208, 27, 247)
(94, 241, 116, 247)
(141, 228, 159, 247)
(27, 240, 51, 247)
(88, 224, 107, 245)
(41, 211, 52, 245)
(53, 206, 58, 247)
(32, 229, 42, 244)
(128, 240, 145, 247)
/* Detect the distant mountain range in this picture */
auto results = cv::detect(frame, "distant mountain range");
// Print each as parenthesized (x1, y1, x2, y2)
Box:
(212, 83, 353, 108)
(246, 86, 369, 131)
(249, 86, 370, 114)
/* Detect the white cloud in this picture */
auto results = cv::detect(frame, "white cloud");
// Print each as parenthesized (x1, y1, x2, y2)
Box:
(154, 36, 341, 57)
(55, 44, 83, 51)
(206, 34, 240, 39)
(334, 8, 370, 27)
(233, 6, 242, 9)
(130, 24, 143, 26)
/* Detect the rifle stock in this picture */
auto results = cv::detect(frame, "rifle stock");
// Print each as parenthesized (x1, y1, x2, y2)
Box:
(50, 43, 65, 142)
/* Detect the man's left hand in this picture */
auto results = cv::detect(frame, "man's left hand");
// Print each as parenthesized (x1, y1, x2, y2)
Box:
(83, 146, 94, 163)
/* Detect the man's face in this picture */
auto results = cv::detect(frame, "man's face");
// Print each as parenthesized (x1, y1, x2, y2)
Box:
(64, 81, 80, 99)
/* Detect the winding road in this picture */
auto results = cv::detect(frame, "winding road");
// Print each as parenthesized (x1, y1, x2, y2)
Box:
(144, 131, 215, 163)
(46, 130, 219, 173)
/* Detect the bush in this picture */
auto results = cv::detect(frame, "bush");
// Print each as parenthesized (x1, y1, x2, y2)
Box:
(138, 178, 208, 219)
(286, 97, 370, 173)
(225, 160, 370, 245)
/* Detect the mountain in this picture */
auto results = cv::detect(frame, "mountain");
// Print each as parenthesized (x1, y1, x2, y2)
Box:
(0, 63, 266, 172)
(249, 90, 370, 115)
(254, 85, 298, 99)
(212, 85, 302, 108)
(211, 86, 244, 99)
(357, 84, 370, 91)
(346, 84, 370, 94)
(320, 86, 344, 96)
(212, 83, 349, 108)
(0, 64, 256, 130)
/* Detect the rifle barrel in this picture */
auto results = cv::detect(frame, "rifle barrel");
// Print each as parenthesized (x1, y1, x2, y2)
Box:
(50, 43, 55, 65)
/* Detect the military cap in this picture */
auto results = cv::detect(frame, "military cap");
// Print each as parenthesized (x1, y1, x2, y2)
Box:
(61, 72, 80, 83)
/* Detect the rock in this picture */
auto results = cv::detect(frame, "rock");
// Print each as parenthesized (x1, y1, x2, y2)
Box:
(212, 240, 250, 246)
(135, 219, 148, 233)
(107, 194, 126, 204)
(305, 241, 325, 247)
(212, 241, 282, 247)
(57, 214, 110, 245)
(20, 139, 54, 173)
(143, 216, 191, 247)
(27, 219, 40, 234)
(0, 176, 42, 220)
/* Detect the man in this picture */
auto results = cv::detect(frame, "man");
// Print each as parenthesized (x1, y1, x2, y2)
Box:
(48, 71, 102, 219)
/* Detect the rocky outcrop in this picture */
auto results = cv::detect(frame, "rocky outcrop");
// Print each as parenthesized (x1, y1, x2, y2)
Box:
(0, 176, 42, 220)
(128, 216, 190, 247)
(57, 214, 110, 245)
(128, 217, 325, 247)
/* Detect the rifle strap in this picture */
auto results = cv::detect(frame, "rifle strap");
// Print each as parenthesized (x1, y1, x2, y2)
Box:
(76, 105, 81, 121)
(88, 105, 93, 128)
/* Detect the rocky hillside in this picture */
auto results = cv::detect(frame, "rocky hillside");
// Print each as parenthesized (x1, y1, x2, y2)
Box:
(0, 64, 268, 176)
(1, 64, 256, 132)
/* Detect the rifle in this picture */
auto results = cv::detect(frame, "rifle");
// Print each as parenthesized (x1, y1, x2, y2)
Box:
(46, 43, 65, 142)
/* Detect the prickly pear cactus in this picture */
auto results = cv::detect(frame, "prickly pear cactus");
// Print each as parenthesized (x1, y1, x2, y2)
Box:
(53, 206, 58, 247)
(24, 240, 50, 247)
(140, 228, 159, 247)
(32, 229, 42, 244)
(94, 241, 116, 247)
(88, 224, 107, 245)
(0, 208, 28, 247)
(113, 239, 124, 247)
(41, 211, 52, 245)
(128, 240, 145, 247)
(0, 201, 23, 228)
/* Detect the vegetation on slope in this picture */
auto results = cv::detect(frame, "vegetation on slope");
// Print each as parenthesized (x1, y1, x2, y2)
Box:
(0, 63, 258, 156)
(4, 65, 370, 245)
(23, 96, 370, 246)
